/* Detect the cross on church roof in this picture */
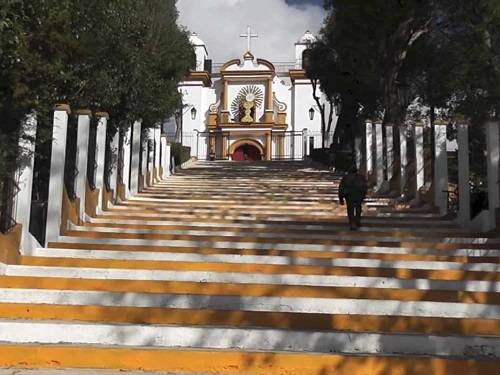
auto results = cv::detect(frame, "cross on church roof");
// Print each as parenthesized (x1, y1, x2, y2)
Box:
(240, 25, 258, 52)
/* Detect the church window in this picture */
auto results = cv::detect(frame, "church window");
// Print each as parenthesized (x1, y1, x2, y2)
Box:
(302, 49, 313, 70)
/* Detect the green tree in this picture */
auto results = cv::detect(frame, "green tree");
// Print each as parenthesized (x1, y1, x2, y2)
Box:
(308, 0, 500, 155)
(0, 0, 194, 230)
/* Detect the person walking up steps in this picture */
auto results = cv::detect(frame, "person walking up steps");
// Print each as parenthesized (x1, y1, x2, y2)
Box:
(339, 165, 368, 230)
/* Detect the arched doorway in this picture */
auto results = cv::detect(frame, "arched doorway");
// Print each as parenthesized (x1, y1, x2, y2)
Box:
(232, 143, 262, 161)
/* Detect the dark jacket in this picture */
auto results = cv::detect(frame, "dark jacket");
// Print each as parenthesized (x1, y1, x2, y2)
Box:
(339, 172, 368, 203)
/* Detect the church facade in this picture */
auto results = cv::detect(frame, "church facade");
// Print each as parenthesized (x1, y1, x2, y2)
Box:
(171, 30, 337, 161)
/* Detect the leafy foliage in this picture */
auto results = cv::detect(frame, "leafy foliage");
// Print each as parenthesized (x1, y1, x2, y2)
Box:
(0, 0, 194, 179)
(307, 0, 500, 147)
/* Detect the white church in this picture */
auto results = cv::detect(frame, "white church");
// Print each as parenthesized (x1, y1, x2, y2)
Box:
(168, 28, 337, 161)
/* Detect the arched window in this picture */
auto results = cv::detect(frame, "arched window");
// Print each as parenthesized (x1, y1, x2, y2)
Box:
(302, 49, 313, 70)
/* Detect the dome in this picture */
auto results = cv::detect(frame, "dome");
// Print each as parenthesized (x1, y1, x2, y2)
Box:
(189, 32, 205, 46)
(297, 30, 317, 44)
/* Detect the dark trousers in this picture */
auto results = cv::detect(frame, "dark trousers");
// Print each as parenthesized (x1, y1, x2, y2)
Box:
(346, 200, 362, 228)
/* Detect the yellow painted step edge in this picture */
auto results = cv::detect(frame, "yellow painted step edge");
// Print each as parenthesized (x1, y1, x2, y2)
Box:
(47, 242, 500, 263)
(20, 256, 500, 282)
(0, 276, 496, 304)
(0, 345, 497, 375)
(0, 303, 499, 336)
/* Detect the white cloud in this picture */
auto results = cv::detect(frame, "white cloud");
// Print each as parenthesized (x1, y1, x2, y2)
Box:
(177, 0, 325, 63)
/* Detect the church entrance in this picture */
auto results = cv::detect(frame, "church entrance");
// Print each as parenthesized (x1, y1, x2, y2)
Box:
(232, 144, 262, 161)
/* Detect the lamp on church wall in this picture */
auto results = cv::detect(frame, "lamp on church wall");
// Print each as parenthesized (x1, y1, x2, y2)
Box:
(191, 107, 197, 120)
(309, 107, 315, 121)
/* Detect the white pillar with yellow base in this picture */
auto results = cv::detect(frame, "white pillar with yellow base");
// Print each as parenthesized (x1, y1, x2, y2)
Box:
(130, 120, 142, 196)
(374, 121, 384, 190)
(120, 126, 132, 201)
(94, 113, 108, 212)
(160, 136, 170, 179)
(385, 125, 394, 181)
(141, 130, 149, 188)
(399, 124, 408, 197)
(365, 121, 373, 177)
(434, 123, 448, 215)
(486, 119, 500, 228)
(415, 123, 425, 199)
(154, 125, 161, 181)
(15, 113, 42, 254)
(457, 122, 470, 225)
(108, 129, 119, 200)
(75, 110, 91, 221)
(45, 104, 70, 245)
(147, 128, 155, 185)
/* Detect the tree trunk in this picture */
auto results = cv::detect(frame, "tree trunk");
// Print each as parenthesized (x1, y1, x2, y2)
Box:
(311, 78, 327, 149)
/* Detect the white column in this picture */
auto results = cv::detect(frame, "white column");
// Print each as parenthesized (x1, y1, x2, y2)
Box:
(457, 122, 470, 224)
(415, 123, 425, 198)
(75, 110, 91, 220)
(354, 136, 362, 170)
(108, 129, 119, 199)
(434, 123, 448, 215)
(161, 137, 171, 178)
(148, 128, 155, 185)
(385, 125, 394, 181)
(375, 121, 384, 189)
(154, 125, 161, 181)
(15, 113, 41, 254)
(160, 136, 168, 179)
(399, 125, 408, 196)
(130, 120, 142, 196)
(45, 104, 70, 244)
(121, 125, 132, 200)
(141, 130, 149, 187)
(486, 120, 500, 227)
(94, 113, 108, 212)
(365, 121, 373, 176)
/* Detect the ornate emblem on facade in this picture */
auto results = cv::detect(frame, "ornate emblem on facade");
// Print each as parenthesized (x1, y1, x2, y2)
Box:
(231, 85, 263, 122)
(209, 99, 220, 114)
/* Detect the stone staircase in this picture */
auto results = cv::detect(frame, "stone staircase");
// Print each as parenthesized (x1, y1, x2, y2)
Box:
(0, 161, 498, 374)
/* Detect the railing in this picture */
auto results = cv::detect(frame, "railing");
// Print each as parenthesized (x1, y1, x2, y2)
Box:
(169, 130, 322, 161)
(211, 62, 297, 74)
(271, 131, 306, 160)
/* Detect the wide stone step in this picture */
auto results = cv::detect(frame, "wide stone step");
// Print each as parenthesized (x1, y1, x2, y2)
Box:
(0, 287, 498, 318)
(82, 221, 471, 236)
(35, 248, 500, 272)
(46, 242, 500, 265)
(4, 265, 499, 292)
(0, 320, 498, 358)
(0, 345, 496, 374)
(0, 300, 498, 337)
(49, 235, 500, 253)
(20, 255, 500, 282)
(97, 210, 392, 222)
(87, 216, 458, 229)
(1, 274, 496, 304)
(64, 225, 500, 247)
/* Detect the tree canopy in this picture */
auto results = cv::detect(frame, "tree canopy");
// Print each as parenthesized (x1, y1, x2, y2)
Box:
(306, 0, 500, 145)
(0, 0, 194, 178)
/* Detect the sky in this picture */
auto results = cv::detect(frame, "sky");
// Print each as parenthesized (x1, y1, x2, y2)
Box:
(177, 0, 326, 63)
